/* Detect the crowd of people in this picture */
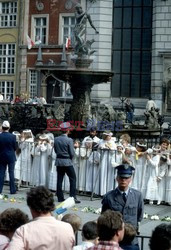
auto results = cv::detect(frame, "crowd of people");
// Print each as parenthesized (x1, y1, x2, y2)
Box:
(0, 123, 170, 206)
(0, 185, 170, 250)
(0, 119, 171, 249)
(0, 93, 47, 105)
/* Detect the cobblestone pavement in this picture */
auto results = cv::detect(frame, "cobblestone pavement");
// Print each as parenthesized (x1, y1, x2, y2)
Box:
(0, 185, 171, 249)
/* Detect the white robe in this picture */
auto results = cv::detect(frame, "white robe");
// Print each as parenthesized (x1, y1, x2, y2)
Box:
(131, 154, 147, 197)
(111, 151, 123, 188)
(157, 162, 168, 202)
(78, 146, 92, 191)
(165, 164, 171, 203)
(145, 154, 160, 201)
(19, 138, 34, 183)
(31, 143, 52, 187)
(98, 139, 116, 195)
(81, 135, 100, 192)
(86, 150, 101, 194)
(48, 148, 57, 191)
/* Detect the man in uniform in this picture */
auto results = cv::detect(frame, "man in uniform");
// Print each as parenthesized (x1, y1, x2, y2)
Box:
(102, 164, 144, 249)
(0, 121, 17, 194)
(54, 122, 80, 203)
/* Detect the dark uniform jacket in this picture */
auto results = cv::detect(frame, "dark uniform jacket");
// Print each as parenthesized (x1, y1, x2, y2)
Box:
(102, 188, 144, 231)
(54, 134, 75, 167)
(0, 132, 17, 164)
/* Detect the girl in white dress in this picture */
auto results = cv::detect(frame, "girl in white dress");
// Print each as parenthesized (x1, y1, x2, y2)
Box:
(157, 154, 168, 205)
(78, 138, 92, 191)
(73, 140, 81, 184)
(145, 145, 160, 204)
(87, 149, 101, 194)
(131, 139, 148, 197)
(111, 143, 124, 188)
(19, 130, 34, 184)
(48, 143, 57, 191)
(98, 131, 116, 195)
(31, 134, 52, 187)
(165, 162, 171, 205)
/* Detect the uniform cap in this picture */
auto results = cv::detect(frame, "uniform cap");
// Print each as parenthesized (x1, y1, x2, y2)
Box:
(2, 121, 10, 128)
(116, 164, 135, 178)
(59, 122, 72, 129)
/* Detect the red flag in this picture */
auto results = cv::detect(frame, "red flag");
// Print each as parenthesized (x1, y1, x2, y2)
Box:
(26, 35, 35, 49)
(65, 37, 71, 50)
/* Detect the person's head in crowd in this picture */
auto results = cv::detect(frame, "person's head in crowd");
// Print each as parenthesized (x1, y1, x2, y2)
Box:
(136, 139, 147, 152)
(39, 134, 50, 144)
(74, 139, 80, 148)
(120, 134, 131, 147)
(120, 223, 137, 246)
(0, 208, 29, 240)
(26, 186, 55, 218)
(23, 129, 33, 140)
(89, 127, 97, 139)
(81, 221, 98, 244)
(62, 213, 81, 234)
(102, 131, 113, 141)
(124, 146, 133, 156)
(2, 121, 10, 131)
(116, 143, 124, 153)
(97, 210, 124, 243)
(149, 223, 171, 250)
(152, 144, 161, 156)
(116, 164, 134, 191)
(160, 138, 170, 151)
(159, 154, 168, 164)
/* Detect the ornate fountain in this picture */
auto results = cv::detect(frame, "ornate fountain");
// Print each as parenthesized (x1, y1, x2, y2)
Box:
(35, 3, 113, 125)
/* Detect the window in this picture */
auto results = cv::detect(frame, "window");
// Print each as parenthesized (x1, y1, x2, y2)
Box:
(112, 0, 152, 98)
(0, 81, 14, 99)
(62, 16, 76, 45)
(0, 44, 15, 74)
(32, 16, 48, 44)
(0, 2, 17, 27)
(29, 70, 38, 98)
(59, 14, 76, 45)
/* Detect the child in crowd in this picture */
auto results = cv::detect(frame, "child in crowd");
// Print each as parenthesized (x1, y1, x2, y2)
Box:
(0, 208, 29, 250)
(61, 213, 82, 235)
(131, 139, 147, 197)
(73, 221, 98, 250)
(145, 145, 160, 205)
(157, 154, 168, 205)
(120, 223, 139, 250)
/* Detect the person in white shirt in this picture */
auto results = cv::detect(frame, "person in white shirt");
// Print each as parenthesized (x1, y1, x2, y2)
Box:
(8, 186, 75, 250)
(73, 221, 98, 250)
(146, 97, 157, 111)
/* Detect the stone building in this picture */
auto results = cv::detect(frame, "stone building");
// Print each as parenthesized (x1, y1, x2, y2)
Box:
(0, 0, 22, 100)
(0, 0, 171, 116)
